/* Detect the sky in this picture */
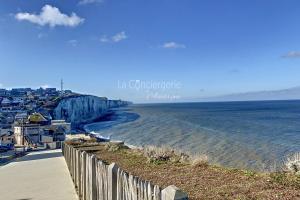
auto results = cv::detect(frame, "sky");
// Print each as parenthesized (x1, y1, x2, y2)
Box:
(0, 0, 300, 103)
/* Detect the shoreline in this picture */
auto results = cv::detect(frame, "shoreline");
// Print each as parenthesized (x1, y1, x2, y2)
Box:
(78, 103, 300, 172)
(83, 126, 142, 150)
(82, 108, 142, 149)
(81, 118, 269, 172)
(75, 126, 291, 173)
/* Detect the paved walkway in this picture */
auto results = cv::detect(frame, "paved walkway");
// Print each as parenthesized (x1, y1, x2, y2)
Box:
(0, 150, 15, 159)
(0, 149, 79, 200)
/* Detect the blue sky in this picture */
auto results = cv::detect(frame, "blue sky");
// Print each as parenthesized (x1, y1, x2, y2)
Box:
(0, 0, 300, 103)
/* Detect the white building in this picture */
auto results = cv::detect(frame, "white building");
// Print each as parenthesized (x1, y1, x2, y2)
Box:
(13, 119, 70, 147)
(14, 124, 42, 146)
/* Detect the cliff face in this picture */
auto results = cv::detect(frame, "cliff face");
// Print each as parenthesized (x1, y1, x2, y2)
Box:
(53, 95, 129, 128)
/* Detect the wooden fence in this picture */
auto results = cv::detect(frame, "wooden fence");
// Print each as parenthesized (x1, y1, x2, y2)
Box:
(62, 143, 188, 200)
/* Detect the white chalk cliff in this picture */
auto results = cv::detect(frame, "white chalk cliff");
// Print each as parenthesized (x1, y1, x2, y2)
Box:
(53, 95, 129, 127)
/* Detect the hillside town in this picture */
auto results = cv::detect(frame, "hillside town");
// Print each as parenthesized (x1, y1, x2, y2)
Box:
(0, 87, 73, 153)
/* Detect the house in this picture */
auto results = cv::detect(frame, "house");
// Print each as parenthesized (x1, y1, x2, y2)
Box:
(0, 130, 14, 146)
(15, 112, 28, 122)
(14, 123, 42, 146)
(10, 89, 24, 96)
(27, 94, 35, 100)
(34, 108, 52, 121)
(0, 89, 8, 97)
(0, 113, 14, 128)
(13, 112, 47, 146)
(46, 120, 71, 141)
(25, 102, 37, 111)
(45, 88, 57, 95)
(13, 115, 69, 147)
(36, 87, 49, 96)
(12, 97, 24, 104)
(28, 112, 49, 126)
(11, 88, 31, 97)
(38, 96, 47, 101)
(40, 120, 71, 142)
(1, 98, 11, 106)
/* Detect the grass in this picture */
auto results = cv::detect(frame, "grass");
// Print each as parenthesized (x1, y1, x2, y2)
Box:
(142, 145, 208, 166)
(243, 170, 256, 178)
(270, 172, 300, 189)
(70, 141, 300, 200)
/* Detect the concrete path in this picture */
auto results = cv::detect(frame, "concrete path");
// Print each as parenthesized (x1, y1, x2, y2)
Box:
(0, 150, 15, 159)
(0, 149, 79, 200)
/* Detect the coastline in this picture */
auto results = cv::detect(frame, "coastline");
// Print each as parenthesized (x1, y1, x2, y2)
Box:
(82, 107, 141, 148)
(83, 120, 142, 150)
(74, 110, 116, 133)
(79, 101, 300, 172)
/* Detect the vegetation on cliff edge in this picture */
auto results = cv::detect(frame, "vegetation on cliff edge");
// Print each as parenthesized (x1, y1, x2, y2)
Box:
(66, 140, 300, 200)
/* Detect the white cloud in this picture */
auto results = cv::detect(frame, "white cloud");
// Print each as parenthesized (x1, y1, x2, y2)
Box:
(282, 51, 300, 58)
(15, 5, 84, 28)
(0, 83, 3, 88)
(37, 33, 47, 39)
(99, 31, 127, 43)
(99, 35, 109, 43)
(68, 39, 78, 47)
(41, 84, 50, 89)
(112, 31, 127, 42)
(78, 0, 103, 5)
(162, 42, 186, 49)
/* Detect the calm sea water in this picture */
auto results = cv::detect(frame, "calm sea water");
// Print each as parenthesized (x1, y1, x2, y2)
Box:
(84, 100, 300, 171)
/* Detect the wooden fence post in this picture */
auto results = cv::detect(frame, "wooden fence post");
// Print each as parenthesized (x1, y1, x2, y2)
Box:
(90, 155, 97, 200)
(76, 149, 81, 195)
(81, 151, 87, 200)
(108, 163, 119, 200)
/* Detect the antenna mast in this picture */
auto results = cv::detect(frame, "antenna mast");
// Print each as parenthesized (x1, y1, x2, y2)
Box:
(61, 79, 64, 95)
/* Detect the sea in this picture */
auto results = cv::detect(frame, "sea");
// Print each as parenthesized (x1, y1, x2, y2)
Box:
(84, 100, 300, 171)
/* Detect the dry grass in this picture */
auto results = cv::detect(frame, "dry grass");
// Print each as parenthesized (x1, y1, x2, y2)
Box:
(72, 142, 300, 200)
(65, 133, 93, 141)
(142, 145, 208, 166)
(104, 142, 130, 152)
(65, 137, 98, 146)
(191, 154, 209, 167)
